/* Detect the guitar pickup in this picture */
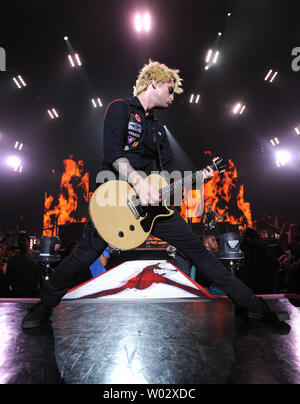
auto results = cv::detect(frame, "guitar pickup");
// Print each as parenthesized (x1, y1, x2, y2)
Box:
(127, 199, 140, 219)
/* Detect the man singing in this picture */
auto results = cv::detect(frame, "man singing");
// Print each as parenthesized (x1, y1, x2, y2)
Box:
(23, 60, 289, 331)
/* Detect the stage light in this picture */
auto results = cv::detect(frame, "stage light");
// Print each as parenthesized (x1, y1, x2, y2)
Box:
(14, 141, 23, 150)
(13, 75, 26, 88)
(265, 69, 278, 83)
(67, 53, 82, 67)
(189, 94, 200, 104)
(135, 14, 142, 32)
(74, 53, 82, 66)
(205, 49, 220, 69)
(6, 155, 21, 170)
(276, 150, 291, 166)
(64, 36, 69, 41)
(232, 103, 246, 115)
(206, 49, 213, 63)
(18, 75, 26, 87)
(218, 32, 222, 36)
(270, 137, 280, 146)
(134, 12, 151, 32)
(68, 54, 75, 67)
(91, 98, 103, 108)
(213, 51, 220, 64)
(13, 78, 21, 88)
(227, 12, 232, 17)
(52, 108, 59, 118)
(239, 105, 246, 114)
(233, 103, 241, 114)
(144, 12, 151, 32)
(270, 71, 278, 83)
(295, 127, 300, 135)
(265, 69, 273, 81)
(47, 108, 59, 119)
(48, 110, 54, 119)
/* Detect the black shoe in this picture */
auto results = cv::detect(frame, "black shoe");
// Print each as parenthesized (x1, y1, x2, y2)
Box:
(259, 311, 291, 334)
(235, 299, 291, 334)
(22, 302, 52, 329)
(258, 299, 291, 334)
(234, 298, 290, 321)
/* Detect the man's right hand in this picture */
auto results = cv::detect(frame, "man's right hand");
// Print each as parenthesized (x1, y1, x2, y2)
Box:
(133, 176, 161, 206)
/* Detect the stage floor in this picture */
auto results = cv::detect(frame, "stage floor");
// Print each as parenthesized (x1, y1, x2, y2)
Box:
(1, 296, 300, 384)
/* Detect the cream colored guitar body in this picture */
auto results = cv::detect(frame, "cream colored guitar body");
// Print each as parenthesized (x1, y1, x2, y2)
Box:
(89, 174, 173, 250)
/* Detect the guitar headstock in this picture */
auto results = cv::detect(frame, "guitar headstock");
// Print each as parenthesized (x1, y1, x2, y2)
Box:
(212, 157, 226, 173)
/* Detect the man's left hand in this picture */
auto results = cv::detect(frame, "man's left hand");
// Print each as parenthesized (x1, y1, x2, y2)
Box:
(203, 166, 214, 181)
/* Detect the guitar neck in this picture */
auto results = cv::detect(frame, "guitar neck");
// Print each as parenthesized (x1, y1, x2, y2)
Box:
(160, 163, 216, 202)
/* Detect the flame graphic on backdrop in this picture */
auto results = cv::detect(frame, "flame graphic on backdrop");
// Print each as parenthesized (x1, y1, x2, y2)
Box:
(43, 155, 252, 237)
(180, 157, 252, 229)
(43, 158, 91, 236)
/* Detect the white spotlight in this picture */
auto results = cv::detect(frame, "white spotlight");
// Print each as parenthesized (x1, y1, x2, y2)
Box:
(276, 150, 291, 166)
(270, 71, 278, 83)
(233, 103, 241, 114)
(135, 14, 142, 32)
(13, 75, 26, 88)
(233, 102, 246, 115)
(13, 77, 22, 88)
(239, 105, 246, 114)
(206, 49, 213, 63)
(14, 141, 23, 150)
(91, 98, 103, 109)
(270, 137, 280, 146)
(213, 51, 220, 64)
(265, 69, 278, 83)
(134, 12, 151, 32)
(144, 12, 151, 32)
(52, 108, 59, 118)
(68, 54, 75, 67)
(74, 53, 82, 66)
(18, 75, 27, 87)
(6, 156, 21, 170)
(47, 108, 59, 119)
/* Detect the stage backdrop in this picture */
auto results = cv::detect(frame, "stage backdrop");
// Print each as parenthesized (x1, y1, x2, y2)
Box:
(42, 154, 252, 237)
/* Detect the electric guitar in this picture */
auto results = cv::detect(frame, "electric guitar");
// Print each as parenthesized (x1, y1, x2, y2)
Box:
(89, 157, 226, 250)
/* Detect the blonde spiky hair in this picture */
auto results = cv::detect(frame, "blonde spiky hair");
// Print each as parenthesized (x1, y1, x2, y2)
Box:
(133, 60, 184, 96)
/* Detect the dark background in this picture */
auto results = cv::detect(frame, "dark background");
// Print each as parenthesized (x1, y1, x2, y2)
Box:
(1, 0, 300, 235)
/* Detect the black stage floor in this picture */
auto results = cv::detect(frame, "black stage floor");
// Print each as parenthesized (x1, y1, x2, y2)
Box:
(1, 295, 300, 384)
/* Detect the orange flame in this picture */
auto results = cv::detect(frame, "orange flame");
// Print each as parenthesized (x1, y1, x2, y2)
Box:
(42, 158, 90, 236)
(180, 158, 252, 229)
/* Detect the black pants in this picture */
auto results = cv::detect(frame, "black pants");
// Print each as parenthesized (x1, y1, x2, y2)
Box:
(42, 210, 264, 314)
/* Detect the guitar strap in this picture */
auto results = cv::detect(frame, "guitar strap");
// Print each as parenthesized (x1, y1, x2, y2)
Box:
(153, 121, 164, 172)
